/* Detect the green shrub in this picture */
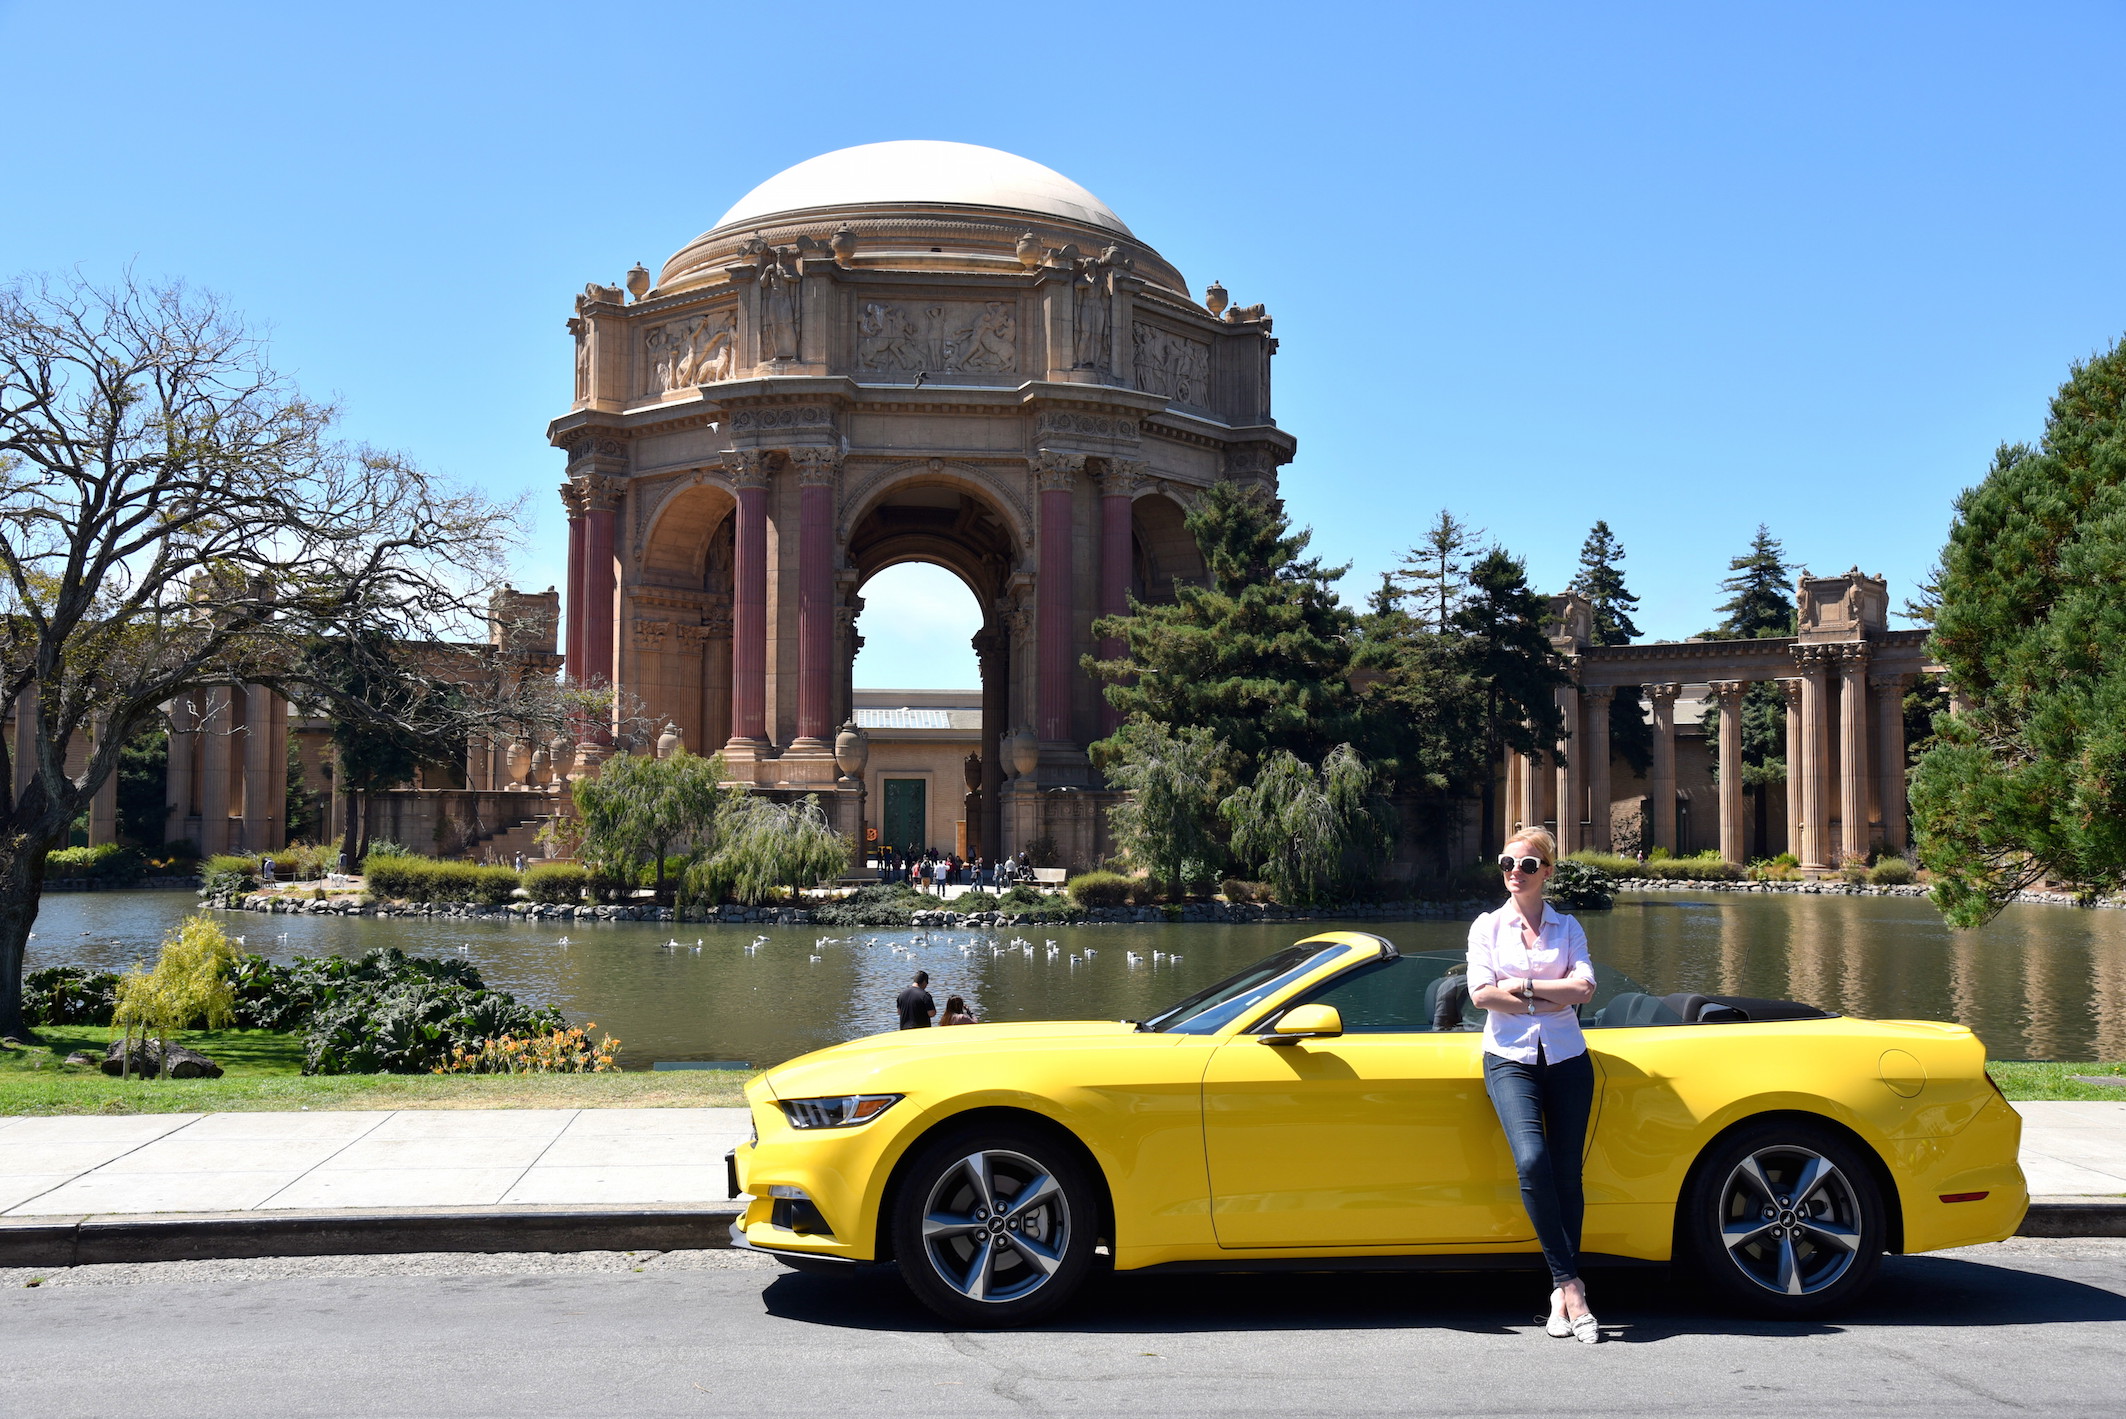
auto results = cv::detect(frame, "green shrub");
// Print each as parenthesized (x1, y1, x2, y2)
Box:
(1564, 851, 1640, 878)
(1127, 877, 1164, 906)
(1546, 859, 1617, 910)
(1637, 857, 1744, 882)
(23, 966, 120, 1026)
(360, 853, 502, 903)
(267, 843, 334, 881)
(1838, 860, 1871, 884)
(230, 947, 562, 1074)
(1646, 845, 1672, 861)
(1067, 871, 1132, 908)
(46, 843, 146, 883)
(1773, 852, 1800, 869)
(1870, 855, 1917, 886)
(469, 865, 521, 905)
(1218, 878, 1258, 903)
(364, 840, 414, 859)
(954, 890, 1000, 911)
(201, 853, 257, 897)
(523, 862, 589, 904)
(813, 882, 928, 927)
(996, 884, 1046, 909)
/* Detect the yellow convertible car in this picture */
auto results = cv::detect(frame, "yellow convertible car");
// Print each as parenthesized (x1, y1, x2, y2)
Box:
(728, 931, 2026, 1326)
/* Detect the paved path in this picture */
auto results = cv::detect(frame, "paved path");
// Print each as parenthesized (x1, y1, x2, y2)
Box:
(2, 1239, 2122, 1417)
(0, 1107, 753, 1216)
(1, 1101, 2118, 1220)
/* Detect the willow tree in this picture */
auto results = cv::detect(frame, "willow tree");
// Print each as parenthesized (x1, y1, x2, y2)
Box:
(0, 271, 528, 1040)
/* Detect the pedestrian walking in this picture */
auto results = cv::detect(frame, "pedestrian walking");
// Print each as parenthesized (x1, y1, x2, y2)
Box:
(1467, 827, 1602, 1343)
(896, 970, 936, 1029)
(939, 995, 977, 1026)
(514, 851, 525, 874)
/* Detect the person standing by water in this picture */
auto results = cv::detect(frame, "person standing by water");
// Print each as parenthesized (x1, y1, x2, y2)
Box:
(1466, 827, 1602, 1344)
(896, 970, 935, 1029)
(939, 995, 977, 1026)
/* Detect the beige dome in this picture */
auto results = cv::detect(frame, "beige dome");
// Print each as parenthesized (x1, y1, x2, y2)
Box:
(706, 140, 1132, 238)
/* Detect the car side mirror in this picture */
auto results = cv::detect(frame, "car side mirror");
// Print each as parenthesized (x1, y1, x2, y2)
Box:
(1262, 1004, 1343, 1044)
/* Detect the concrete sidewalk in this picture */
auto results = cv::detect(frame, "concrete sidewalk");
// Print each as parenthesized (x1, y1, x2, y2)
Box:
(0, 1100, 2118, 1226)
(0, 1107, 753, 1217)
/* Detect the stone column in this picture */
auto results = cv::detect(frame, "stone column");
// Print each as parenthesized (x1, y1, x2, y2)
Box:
(1553, 684, 1581, 854)
(1518, 751, 1543, 835)
(790, 449, 838, 753)
(1781, 679, 1804, 861)
(1793, 646, 1834, 872)
(579, 476, 620, 698)
(165, 696, 196, 848)
(1503, 748, 1523, 834)
(1649, 684, 1681, 855)
(1582, 687, 1613, 852)
(84, 719, 117, 846)
(1034, 452, 1081, 748)
(1709, 681, 1745, 864)
(198, 686, 232, 856)
(976, 627, 1007, 864)
(1876, 673, 1912, 853)
(725, 453, 771, 754)
(1096, 460, 1143, 736)
(1836, 643, 1872, 865)
(242, 685, 276, 852)
(561, 481, 586, 678)
(11, 684, 35, 803)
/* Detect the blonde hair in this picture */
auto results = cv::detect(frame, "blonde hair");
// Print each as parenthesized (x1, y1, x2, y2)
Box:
(1504, 826, 1558, 865)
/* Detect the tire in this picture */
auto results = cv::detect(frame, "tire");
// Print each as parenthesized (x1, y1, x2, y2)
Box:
(1678, 1117, 1888, 1318)
(889, 1121, 1099, 1327)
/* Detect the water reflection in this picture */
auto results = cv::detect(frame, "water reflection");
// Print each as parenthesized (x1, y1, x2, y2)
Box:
(20, 889, 2126, 1064)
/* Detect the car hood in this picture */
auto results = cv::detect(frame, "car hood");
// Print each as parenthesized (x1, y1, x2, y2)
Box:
(759, 1019, 1149, 1100)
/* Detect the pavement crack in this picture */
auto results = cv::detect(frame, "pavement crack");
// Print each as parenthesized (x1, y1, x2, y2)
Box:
(944, 1330, 1046, 1416)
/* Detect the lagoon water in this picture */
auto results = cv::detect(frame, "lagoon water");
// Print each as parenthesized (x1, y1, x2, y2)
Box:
(23, 889, 2126, 1066)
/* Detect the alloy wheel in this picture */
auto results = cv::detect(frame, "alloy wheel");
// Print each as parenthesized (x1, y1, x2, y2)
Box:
(919, 1148, 1072, 1304)
(1717, 1144, 1864, 1296)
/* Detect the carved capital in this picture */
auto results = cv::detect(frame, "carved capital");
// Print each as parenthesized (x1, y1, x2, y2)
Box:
(1780, 678, 1806, 708)
(675, 623, 715, 647)
(1707, 680, 1745, 705)
(702, 606, 733, 637)
(631, 619, 672, 648)
(1033, 450, 1082, 493)
(1791, 642, 1837, 670)
(787, 447, 841, 487)
(1102, 458, 1148, 498)
(558, 482, 587, 519)
(729, 450, 771, 491)
(1874, 671, 1914, 697)
(1832, 641, 1872, 669)
(576, 472, 625, 513)
(1647, 683, 1682, 706)
(1580, 685, 1614, 708)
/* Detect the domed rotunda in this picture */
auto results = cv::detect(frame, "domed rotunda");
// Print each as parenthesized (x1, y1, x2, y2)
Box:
(546, 140, 1292, 866)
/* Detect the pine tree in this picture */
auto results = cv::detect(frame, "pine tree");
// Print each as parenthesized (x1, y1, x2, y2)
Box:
(1567, 521, 1651, 777)
(1568, 520, 1643, 645)
(1397, 510, 1485, 634)
(1710, 525, 1796, 640)
(1913, 334, 2126, 925)
(1089, 480, 1359, 777)
(1453, 548, 1571, 856)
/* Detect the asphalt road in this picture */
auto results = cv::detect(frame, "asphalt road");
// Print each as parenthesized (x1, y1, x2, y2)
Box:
(4, 1239, 2123, 1418)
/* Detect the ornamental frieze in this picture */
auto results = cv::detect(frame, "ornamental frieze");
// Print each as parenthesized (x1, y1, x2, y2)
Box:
(856, 300, 1017, 374)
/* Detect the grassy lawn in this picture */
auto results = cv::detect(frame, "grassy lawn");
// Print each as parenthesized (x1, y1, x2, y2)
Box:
(0, 1026, 750, 1116)
(1984, 1060, 2126, 1101)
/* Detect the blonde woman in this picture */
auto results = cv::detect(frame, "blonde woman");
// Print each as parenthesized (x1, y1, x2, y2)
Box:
(1466, 827, 1602, 1343)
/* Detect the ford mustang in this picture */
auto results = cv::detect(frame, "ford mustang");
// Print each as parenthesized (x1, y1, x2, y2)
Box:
(727, 931, 2026, 1325)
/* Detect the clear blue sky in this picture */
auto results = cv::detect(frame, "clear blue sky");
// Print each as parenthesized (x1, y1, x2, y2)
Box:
(6, 1, 2122, 691)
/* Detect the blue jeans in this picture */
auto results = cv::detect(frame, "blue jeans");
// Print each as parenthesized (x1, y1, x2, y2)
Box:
(1484, 1047, 1595, 1286)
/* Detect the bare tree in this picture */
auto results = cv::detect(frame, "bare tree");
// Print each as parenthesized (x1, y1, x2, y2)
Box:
(0, 270, 530, 1038)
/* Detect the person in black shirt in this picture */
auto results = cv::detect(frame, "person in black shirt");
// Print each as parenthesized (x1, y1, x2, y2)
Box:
(896, 970, 935, 1029)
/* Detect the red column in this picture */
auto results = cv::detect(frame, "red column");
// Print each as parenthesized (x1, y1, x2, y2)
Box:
(1036, 454, 1078, 745)
(728, 456, 769, 747)
(581, 489, 617, 692)
(562, 488, 585, 678)
(794, 451, 836, 748)
(1096, 462, 1138, 736)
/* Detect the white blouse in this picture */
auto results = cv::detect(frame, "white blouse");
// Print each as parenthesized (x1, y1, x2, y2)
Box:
(1465, 898, 1595, 1064)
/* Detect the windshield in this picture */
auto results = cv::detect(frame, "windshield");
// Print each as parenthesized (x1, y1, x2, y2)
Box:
(1138, 942, 1355, 1034)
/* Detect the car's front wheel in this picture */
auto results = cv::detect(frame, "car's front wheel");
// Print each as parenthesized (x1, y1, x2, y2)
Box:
(1679, 1118, 1887, 1317)
(889, 1122, 1098, 1327)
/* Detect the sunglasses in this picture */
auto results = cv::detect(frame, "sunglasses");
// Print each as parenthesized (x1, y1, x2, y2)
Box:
(1497, 854, 1548, 874)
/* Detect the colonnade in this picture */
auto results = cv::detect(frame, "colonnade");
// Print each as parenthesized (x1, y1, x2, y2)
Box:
(1513, 634, 1924, 870)
(164, 685, 290, 854)
(7, 689, 119, 846)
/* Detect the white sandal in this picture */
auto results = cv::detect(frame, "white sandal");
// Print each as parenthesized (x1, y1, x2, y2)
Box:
(1544, 1288, 1571, 1338)
(1570, 1310, 1602, 1345)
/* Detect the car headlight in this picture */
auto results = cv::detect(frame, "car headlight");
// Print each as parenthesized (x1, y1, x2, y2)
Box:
(779, 1094, 902, 1129)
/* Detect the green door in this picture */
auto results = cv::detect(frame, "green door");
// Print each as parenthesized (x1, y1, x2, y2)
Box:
(882, 778, 927, 854)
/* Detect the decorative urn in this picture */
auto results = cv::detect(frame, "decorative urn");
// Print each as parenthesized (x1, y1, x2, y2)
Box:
(963, 751, 983, 793)
(1204, 279, 1229, 316)
(834, 721, 870, 779)
(1008, 727, 1041, 780)
(625, 263, 651, 301)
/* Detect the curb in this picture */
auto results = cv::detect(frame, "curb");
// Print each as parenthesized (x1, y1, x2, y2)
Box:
(0, 1203, 745, 1269)
(2, 1196, 2114, 1270)
(2017, 1197, 2126, 1238)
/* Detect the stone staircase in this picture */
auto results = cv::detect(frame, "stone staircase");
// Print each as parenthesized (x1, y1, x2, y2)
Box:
(469, 816, 551, 867)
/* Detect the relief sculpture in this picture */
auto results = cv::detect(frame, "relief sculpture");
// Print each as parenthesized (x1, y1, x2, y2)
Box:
(646, 311, 736, 393)
(1132, 323, 1211, 404)
(856, 301, 1017, 374)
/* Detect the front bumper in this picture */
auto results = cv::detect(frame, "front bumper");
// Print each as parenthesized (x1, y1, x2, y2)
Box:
(726, 1101, 904, 1263)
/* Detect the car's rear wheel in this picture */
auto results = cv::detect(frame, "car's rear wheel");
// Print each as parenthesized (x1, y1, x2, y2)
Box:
(890, 1122, 1098, 1327)
(1679, 1118, 1887, 1317)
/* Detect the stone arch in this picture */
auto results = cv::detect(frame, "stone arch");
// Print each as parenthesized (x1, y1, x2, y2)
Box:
(845, 472, 1023, 606)
(1130, 490, 1205, 604)
(640, 477, 737, 586)
(839, 458, 1034, 554)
